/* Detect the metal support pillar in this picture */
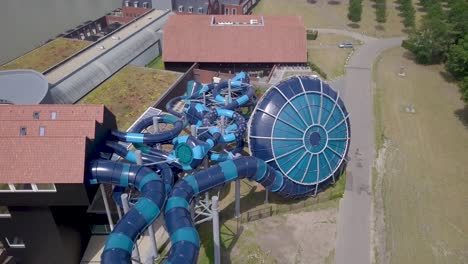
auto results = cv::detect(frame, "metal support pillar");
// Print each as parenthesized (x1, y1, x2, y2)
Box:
(265, 189, 269, 204)
(212, 196, 221, 264)
(235, 179, 241, 218)
(152, 117, 161, 150)
(121, 193, 141, 263)
(100, 184, 114, 231)
(191, 125, 197, 137)
(135, 150, 159, 261)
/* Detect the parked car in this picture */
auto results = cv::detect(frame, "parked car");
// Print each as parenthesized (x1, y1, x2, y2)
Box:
(338, 42, 353, 48)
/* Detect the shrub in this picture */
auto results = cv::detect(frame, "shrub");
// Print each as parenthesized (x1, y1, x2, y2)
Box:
(307, 30, 318, 40)
(348, 0, 363, 22)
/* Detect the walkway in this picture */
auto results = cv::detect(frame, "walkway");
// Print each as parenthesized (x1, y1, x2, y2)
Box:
(45, 9, 165, 85)
(315, 28, 404, 264)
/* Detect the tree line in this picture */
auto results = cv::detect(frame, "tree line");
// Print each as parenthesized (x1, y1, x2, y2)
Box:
(403, 0, 468, 103)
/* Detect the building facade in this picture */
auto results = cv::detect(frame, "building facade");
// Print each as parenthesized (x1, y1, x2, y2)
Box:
(173, 0, 258, 15)
(0, 105, 117, 264)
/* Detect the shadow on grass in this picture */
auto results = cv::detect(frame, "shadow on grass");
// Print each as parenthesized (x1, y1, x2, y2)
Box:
(307, 0, 318, 4)
(438, 70, 458, 84)
(455, 105, 468, 129)
(348, 23, 361, 29)
(375, 24, 385, 31)
(328, 0, 341, 5)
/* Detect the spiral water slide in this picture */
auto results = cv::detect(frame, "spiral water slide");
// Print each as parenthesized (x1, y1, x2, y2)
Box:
(89, 75, 350, 263)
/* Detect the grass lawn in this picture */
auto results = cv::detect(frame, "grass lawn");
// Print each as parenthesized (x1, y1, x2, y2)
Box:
(252, 0, 416, 38)
(147, 55, 165, 70)
(79, 66, 181, 130)
(373, 47, 468, 263)
(308, 33, 361, 79)
(0, 38, 91, 72)
(252, 0, 348, 29)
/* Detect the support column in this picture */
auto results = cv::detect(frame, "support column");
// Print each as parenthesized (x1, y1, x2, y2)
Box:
(235, 179, 241, 218)
(100, 184, 114, 231)
(121, 193, 141, 264)
(135, 150, 159, 261)
(212, 196, 221, 264)
(153, 117, 161, 150)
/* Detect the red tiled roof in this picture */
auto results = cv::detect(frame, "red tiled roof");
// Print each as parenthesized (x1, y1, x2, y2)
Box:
(0, 104, 105, 123)
(0, 105, 108, 184)
(0, 137, 87, 183)
(163, 15, 307, 63)
(0, 120, 98, 139)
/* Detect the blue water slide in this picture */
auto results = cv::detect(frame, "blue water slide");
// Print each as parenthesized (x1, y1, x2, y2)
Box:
(213, 82, 254, 109)
(111, 114, 185, 144)
(164, 156, 317, 263)
(166, 95, 188, 118)
(106, 141, 177, 189)
(89, 160, 166, 264)
(92, 75, 349, 264)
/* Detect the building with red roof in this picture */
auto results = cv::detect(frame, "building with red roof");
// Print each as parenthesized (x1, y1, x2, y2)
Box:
(163, 15, 307, 75)
(0, 104, 117, 264)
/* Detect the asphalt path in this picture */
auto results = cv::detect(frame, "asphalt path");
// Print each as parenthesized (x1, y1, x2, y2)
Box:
(317, 28, 403, 264)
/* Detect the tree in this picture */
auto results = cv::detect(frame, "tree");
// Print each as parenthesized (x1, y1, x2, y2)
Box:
(376, 0, 387, 23)
(403, 1, 452, 64)
(348, 0, 363, 23)
(446, 0, 468, 42)
(446, 35, 468, 80)
(459, 77, 468, 103)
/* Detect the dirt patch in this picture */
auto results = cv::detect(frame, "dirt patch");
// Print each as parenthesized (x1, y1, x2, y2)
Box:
(244, 208, 338, 264)
(372, 140, 391, 264)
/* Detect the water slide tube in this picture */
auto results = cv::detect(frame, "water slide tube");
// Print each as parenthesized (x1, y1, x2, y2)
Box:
(90, 75, 349, 264)
(89, 160, 166, 263)
(111, 114, 185, 144)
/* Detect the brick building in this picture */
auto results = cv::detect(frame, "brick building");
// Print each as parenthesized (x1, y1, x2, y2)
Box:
(163, 15, 307, 75)
(0, 105, 117, 264)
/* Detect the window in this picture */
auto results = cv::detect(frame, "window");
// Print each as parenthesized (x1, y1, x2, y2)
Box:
(232, 8, 236, 15)
(33, 111, 39, 120)
(225, 8, 229, 14)
(133, 1, 139, 8)
(5, 237, 25, 249)
(39, 126, 45, 136)
(20, 127, 27, 136)
(0, 184, 11, 191)
(35, 183, 56, 192)
(188, 6, 193, 13)
(142, 2, 148, 8)
(0, 183, 56, 193)
(0, 206, 11, 218)
(198, 7, 203, 14)
(51, 111, 57, 120)
(124, 1, 130, 7)
(13, 184, 33, 191)
(178, 5, 183, 12)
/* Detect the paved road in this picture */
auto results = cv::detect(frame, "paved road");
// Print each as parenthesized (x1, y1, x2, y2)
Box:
(316, 28, 404, 264)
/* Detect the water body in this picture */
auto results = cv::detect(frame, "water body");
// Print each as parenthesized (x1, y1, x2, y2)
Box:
(0, 0, 122, 65)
